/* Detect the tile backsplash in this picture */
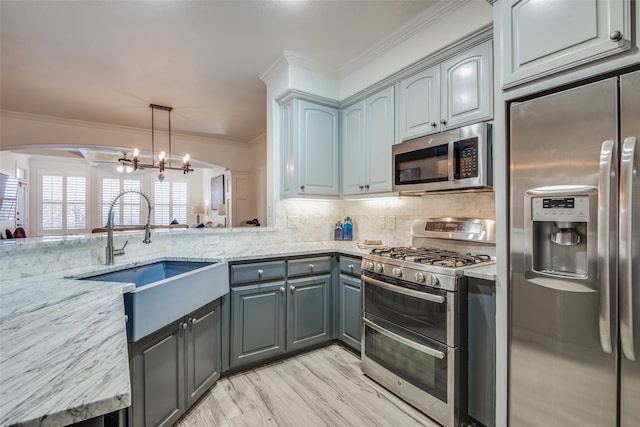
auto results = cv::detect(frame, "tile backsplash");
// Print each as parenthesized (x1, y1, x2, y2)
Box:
(278, 191, 495, 246)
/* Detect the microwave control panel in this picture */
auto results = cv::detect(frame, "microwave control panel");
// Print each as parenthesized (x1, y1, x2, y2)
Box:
(455, 138, 478, 179)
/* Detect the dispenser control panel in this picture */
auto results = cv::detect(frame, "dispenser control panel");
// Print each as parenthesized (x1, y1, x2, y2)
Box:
(532, 195, 590, 222)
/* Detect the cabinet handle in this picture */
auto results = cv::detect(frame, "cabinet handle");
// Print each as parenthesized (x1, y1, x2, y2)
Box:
(440, 119, 447, 126)
(300, 185, 305, 191)
(610, 30, 623, 42)
(290, 285, 296, 293)
(279, 286, 285, 294)
(124, 315, 128, 324)
(309, 263, 315, 271)
(257, 269, 264, 277)
(431, 122, 437, 128)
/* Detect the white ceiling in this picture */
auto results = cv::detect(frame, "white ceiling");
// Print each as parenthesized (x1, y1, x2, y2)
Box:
(0, 0, 445, 144)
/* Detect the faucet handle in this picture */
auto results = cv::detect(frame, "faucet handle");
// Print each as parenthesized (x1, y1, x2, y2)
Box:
(113, 240, 128, 257)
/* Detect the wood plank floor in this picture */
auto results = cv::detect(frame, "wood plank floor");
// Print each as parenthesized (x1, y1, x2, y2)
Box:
(176, 344, 440, 427)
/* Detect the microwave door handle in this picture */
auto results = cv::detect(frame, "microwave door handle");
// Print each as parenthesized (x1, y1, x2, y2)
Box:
(620, 136, 637, 361)
(448, 141, 455, 180)
(363, 317, 446, 360)
(361, 275, 445, 304)
(598, 139, 615, 355)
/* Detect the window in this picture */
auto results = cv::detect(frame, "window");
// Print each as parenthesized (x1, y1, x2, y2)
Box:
(101, 178, 141, 226)
(40, 173, 87, 233)
(154, 180, 187, 225)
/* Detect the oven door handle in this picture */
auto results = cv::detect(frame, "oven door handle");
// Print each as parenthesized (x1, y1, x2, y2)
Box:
(363, 317, 446, 360)
(362, 275, 446, 304)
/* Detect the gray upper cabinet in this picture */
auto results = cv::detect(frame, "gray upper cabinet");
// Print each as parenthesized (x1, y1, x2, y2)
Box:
(440, 41, 493, 130)
(341, 86, 395, 196)
(397, 40, 493, 140)
(280, 95, 340, 198)
(497, 0, 631, 89)
(397, 65, 440, 140)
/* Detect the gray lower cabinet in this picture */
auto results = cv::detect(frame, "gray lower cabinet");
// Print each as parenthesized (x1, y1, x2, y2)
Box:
(337, 256, 362, 352)
(129, 299, 221, 427)
(229, 256, 333, 369)
(467, 277, 495, 427)
(230, 281, 286, 368)
(287, 274, 331, 352)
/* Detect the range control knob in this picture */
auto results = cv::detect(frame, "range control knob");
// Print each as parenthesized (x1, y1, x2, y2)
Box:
(426, 274, 439, 287)
(392, 267, 403, 278)
(375, 263, 384, 273)
(366, 261, 375, 271)
(413, 272, 426, 283)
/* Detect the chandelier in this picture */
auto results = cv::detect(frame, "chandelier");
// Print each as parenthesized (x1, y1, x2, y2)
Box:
(117, 104, 193, 181)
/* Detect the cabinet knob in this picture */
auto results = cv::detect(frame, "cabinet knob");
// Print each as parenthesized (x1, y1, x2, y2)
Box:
(279, 286, 285, 294)
(440, 119, 447, 125)
(359, 185, 364, 190)
(257, 269, 264, 277)
(290, 285, 296, 293)
(348, 264, 355, 270)
(364, 184, 370, 190)
(309, 264, 315, 271)
(431, 122, 437, 128)
(300, 185, 305, 191)
(179, 322, 188, 330)
(610, 30, 623, 41)
(188, 317, 197, 325)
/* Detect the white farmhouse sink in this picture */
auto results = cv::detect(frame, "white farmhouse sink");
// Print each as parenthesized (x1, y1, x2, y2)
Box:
(78, 260, 229, 341)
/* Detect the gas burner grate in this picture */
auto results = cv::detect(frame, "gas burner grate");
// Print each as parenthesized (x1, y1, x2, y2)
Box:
(371, 246, 493, 267)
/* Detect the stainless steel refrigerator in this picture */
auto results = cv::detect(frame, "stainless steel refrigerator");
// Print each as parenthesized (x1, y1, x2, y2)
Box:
(509, 70, 640, 426)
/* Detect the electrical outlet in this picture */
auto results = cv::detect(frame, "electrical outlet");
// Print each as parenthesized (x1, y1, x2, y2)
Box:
(386, 216, 396, 230)
(287, 216, 299, 228)
(377, 216, 386, 229)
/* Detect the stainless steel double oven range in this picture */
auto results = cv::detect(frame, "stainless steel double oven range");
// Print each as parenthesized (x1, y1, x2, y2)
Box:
(360, 218, 495, 427)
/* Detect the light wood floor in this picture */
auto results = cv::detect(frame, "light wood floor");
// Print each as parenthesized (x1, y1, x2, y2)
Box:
(176, 344, 440, 427)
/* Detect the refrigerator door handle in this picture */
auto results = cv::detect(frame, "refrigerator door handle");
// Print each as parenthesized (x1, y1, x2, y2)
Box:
(620, 136, 637, 361)
(598, 139, 615, 354)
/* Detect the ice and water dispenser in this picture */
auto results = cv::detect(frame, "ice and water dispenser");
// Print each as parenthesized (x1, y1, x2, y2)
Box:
(525, 186, 599, 285)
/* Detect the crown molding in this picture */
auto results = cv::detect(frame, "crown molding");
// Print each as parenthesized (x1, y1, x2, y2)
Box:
(258, 54, 289, 85)
(339, 0, 471, 77)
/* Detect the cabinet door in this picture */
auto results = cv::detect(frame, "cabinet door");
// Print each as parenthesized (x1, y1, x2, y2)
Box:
(397, 65, 440, 140)
(287, 274, 331, 352)
(185, 300, 221, 407)
(440, 41, 493, 130)
(129, 322, 185, 427)
(497, 0, 631, 89)
(230, 282, 286, 368)
(298, 100, 340, 196)
(339, 274, 362, 352)
(341, 100, 367, 195)
(365, 86, 395, 193)
(280, 100, 297, 198)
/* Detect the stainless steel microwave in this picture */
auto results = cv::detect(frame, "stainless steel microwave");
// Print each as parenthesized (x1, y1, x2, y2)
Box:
(392, 122, 492, 194)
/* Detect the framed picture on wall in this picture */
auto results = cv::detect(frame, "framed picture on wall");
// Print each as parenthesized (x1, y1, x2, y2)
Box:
(211, 175, 224, 210)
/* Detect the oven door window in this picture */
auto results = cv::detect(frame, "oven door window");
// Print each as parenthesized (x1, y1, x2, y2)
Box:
(364, 314, 449, 402)
(395, 144, 449, 185)
(363, 277, 450, 345)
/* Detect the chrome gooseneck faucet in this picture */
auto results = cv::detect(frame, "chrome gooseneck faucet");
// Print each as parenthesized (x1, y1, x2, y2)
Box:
(106, 190, 153, 265)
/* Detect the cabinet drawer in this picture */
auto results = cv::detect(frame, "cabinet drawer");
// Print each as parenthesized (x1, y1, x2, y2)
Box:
(340, 256, 362, 277)
(230, 261, 285, 284)
(288, 256, 332, 277)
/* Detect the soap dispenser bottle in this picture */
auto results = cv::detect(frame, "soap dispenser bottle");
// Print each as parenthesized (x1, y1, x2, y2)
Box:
(343, 217, 353, 241)
(334, 222, 343, 241)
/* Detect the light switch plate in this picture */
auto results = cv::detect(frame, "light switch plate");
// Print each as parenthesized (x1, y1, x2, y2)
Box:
(386, 216, 396, 230)
(287, 216, 299, 228)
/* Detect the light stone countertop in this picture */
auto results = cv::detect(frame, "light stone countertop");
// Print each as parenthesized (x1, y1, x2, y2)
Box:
(0, 277, 133, 427)
(0, 240, 368, 427)
(463, 263, 497, 281)
(0, 231, 493, 427)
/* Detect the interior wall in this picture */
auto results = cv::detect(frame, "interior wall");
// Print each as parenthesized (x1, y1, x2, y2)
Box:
(250, 133, 267, 226)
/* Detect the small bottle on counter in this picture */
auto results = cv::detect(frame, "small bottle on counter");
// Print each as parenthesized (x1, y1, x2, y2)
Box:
(334, 222, 343, 240)
(343, 217, 353, 241)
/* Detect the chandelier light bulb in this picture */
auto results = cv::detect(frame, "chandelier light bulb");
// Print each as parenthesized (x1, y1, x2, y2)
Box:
(133, 148, 139, 158)
(125, 165, 133, 173)
(117, 164, 124, 173)
(159, 151, 166, 161)
(183, 154, 190, 163)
